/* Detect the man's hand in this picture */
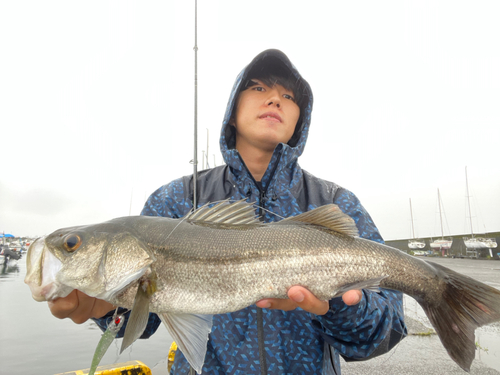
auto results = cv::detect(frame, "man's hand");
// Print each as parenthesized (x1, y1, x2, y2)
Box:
(255, 286, 362, 315)
(48, 290, 115, 324)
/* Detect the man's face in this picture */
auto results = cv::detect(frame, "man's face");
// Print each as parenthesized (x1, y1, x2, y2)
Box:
(233, 79, 300, 153)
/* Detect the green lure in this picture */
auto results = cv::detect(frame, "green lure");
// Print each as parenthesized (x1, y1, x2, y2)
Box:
(88, 311, 126, 375)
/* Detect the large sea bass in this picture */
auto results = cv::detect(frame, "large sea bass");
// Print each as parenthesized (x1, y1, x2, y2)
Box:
(25, 201, 500, 373)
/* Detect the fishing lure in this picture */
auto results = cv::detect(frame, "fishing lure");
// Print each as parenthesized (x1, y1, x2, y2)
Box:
(88, 310, 126, 375)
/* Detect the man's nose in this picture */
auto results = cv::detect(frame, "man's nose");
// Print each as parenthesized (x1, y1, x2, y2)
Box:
(266, 88, 281, 108)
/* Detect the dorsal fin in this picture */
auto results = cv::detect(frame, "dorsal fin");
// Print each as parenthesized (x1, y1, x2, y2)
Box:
(186, 199, 260, 225)
(278, 204, 359, 237)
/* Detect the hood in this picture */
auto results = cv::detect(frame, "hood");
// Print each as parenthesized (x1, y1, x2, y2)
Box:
(220, 49, 313, 167)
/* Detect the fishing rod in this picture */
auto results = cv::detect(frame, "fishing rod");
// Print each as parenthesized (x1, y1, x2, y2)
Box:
(190, 3, 198, 373)
(192, 0, 199, 209)
(189, 4, 198, 372)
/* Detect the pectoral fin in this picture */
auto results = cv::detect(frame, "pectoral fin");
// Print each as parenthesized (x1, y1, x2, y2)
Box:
(331, 276, 389, 298)
(159, 312, 213, 374)
(120, 281, 152, 353)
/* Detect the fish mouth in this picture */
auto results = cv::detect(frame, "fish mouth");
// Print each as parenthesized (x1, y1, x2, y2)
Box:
(259, 112, 282, 122)
(24, 237, 46, 300)
(24, 237, 73, 302)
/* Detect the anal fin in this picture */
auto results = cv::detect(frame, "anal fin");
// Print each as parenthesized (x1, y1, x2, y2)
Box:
(331, 276, 388, 298)
(159, 312, 213, 374)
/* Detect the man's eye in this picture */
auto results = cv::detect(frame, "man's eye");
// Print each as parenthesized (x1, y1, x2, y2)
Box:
(252, 87, 265, 92)
(283, 94, 295, 102)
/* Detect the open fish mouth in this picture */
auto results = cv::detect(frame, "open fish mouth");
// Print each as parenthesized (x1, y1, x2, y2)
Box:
(24, 237, 73, 301)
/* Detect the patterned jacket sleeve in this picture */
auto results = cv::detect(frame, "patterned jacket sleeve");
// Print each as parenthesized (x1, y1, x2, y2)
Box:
(91, 179, 188, 338)
(311, 188, 407, 360)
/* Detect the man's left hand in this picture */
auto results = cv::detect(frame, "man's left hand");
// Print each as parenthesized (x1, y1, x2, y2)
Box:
(255, 286, 362, 315)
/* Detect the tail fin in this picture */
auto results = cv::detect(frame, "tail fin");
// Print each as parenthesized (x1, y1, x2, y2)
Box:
(419, 262, 500, 372)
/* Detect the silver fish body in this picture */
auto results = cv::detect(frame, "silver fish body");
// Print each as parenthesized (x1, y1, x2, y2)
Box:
(25, 202, 500, 373)
(127, 217, 439, 315)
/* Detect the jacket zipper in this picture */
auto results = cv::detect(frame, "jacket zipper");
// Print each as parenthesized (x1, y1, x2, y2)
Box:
(238, 151, 283, 375)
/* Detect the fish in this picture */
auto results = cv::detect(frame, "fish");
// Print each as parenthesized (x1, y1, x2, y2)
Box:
(25, 200, 500, 373)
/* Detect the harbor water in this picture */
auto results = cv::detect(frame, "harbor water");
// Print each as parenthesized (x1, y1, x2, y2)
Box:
(1, 257, 499, 374)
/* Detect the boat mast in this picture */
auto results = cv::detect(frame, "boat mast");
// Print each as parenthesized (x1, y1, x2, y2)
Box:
(438, 188, 444, 239)
(206, 128, 210, 168)
(465, 166, 474, 238)
(409, 198, 416, 239)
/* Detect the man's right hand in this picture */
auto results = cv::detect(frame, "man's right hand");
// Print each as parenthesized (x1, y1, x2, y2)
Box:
(48, 290, 115, 324)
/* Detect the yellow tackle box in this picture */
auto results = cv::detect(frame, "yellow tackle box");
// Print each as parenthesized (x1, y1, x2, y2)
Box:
(55, 360, 151, 375)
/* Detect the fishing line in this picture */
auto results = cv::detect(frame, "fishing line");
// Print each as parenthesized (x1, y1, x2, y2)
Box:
(376, 331, 404, 369)
(375, 301, 426, 370)
(164, 214, 192, 241)
(259, 205, 286, 221)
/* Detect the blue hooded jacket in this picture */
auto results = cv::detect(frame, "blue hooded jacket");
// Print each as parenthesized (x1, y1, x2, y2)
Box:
(94, 49, 407, 374)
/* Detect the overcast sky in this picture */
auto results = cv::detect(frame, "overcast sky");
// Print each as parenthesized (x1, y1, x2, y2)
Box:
(1, 1, 499, 241)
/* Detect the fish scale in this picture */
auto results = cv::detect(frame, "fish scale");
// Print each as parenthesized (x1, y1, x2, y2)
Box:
(143, 222, 440, 315)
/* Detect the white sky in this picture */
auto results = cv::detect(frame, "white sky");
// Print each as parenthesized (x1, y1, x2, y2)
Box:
(1, 1, 499, 240)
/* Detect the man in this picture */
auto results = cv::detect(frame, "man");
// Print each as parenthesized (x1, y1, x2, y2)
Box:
(49, 49, 406, 374)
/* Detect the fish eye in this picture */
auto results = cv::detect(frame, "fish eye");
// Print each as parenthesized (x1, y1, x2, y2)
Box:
(64, 234, 82, 252)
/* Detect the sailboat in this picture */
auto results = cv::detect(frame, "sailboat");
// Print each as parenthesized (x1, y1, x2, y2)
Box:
(408, 198, 426, 250)
(462, 167, 497, 252)
(430, 189, 453, 255)
(483, 238, 498, 249)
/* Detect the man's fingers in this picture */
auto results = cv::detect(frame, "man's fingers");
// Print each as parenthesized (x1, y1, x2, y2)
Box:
(256, 298, 297, 311)
(69, 291, 96, 324)
(92, 299, 116, 319)
(342, 289, 363, 306)
(48, 290, 78, 319)
(48, 290, 115, 324)
(288, 286, 329, 315)
(255, 287, 362, 315)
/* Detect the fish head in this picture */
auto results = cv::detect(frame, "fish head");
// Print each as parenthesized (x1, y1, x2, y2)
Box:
(25, 220, 155, 302)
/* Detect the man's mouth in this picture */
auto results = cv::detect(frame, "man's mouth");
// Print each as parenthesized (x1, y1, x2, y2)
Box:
(259, 112, 282, 122)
